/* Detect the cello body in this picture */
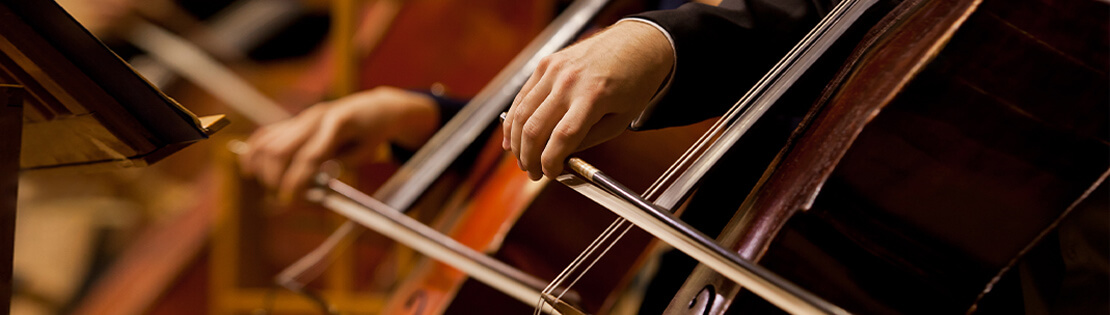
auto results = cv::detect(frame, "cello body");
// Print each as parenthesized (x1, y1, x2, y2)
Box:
(210, 1, 557, 312)
(666, 0, 1108, 313)
(72, 1, 556, 314)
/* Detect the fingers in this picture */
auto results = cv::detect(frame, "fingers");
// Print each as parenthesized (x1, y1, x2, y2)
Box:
(539, 100, 603, 178)
(276, 117, 343, 203)
(238, 87, 444, 204)
(519, 91, 571, 180)
(504, 57, 550, 151)
(251, 128, 294, 187)
(506, 55, 601, 180)
(241, 115, 318, 189)
(509, 63, 558, 167)
(239, 105, 331, 203)
(500, 21, 679, 180)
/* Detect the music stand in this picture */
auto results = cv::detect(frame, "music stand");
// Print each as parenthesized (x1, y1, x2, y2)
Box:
(0, 0, 228, 312)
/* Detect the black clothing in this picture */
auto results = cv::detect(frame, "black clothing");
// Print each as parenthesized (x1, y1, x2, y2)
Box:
(629, 0, 832, 130)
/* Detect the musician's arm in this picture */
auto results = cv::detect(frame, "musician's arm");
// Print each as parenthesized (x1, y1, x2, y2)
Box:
(627, 0, 827, 130)
(502, 0, 829, 180)
(240, 87, 440, 204)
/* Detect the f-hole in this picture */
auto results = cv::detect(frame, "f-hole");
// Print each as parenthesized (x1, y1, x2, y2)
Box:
(404, 290, 428, 314)
(688, 285, 717, 315)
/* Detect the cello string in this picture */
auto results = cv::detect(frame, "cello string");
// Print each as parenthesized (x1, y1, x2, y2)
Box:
(533, 170, 685, 312)
(536, 223, 635, 315)
(544, 76, 764, 304)
(534, 217, 631, 314)
(535, 126, 726, 311)
(539, 0, 851, 290)
(552, 222, 637, 302)
(532, 128, 725, 313)
(542, 0, 875, 311)
(532, 6, 774, 302)
(534, 218, 622, 314)
(643, 110, 731, 201)
(552, 219, 631, 298)
(531, 96, 731, 312)
(533, 113, 736, 312)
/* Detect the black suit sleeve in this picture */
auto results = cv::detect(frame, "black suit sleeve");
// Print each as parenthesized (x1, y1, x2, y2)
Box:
(628, 0, 830, 130)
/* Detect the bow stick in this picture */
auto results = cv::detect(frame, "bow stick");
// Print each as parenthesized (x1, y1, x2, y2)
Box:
(546, 0, 880, 313)
(123, 4, 619, 310)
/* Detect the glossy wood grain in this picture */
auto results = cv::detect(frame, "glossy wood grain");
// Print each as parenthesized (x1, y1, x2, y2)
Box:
(673, 0, 1108, 313)
(0, 0, 223, 171)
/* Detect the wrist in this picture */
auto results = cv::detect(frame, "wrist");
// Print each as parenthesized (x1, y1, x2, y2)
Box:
(611, 20, 674, 79)
(615, 19, 677, 130)
(387, 90, 440, 150)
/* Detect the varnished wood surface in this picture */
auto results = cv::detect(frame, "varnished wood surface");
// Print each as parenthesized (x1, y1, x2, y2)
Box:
(379, 136, 549, 315)
(354, 0, 551, 99)
(662, 0, 924, 311)
(673, 0, 1108, 313)
(748, 0, 1105, 313)
(442, 119, 713, 314)
(0, 0, 223, 171)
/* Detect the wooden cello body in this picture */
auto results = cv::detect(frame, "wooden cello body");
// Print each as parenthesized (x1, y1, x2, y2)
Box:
(221, 1, 699, 314)
(373, 1, 720, 313)
(211, 1, 561, 313)
(71, 1, 555, 314)
(665, 0, 1109, 313)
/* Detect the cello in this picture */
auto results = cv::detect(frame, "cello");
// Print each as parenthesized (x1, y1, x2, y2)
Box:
(106, 1, 671, 313)
(279, 0, 721, 313)
(666, 0, 1109, 312)
(540, 0, 1106, 313)
(71, 0, 555, 313)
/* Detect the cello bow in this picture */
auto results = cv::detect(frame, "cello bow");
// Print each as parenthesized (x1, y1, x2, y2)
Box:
(275, 0, 616, 302)
(545, 0, 883, 313)
(123, 4, 608, 311)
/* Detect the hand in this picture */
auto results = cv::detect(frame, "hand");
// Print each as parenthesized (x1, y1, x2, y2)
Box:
(502, 20, 674, 180)
(240, 87, 439, 203)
